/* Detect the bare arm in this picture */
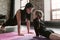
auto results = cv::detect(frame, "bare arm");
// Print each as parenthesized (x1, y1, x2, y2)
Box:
(16, 9, 21, 35)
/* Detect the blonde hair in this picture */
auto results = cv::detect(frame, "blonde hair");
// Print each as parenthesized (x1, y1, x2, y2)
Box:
(33, 10, 43, 19)
(35, 10, 42, 17)
(31, 8, 44, 21)
(31, 8, 36, 22)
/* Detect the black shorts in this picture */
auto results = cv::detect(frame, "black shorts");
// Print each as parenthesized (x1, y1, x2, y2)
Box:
(39, 29, 54, 38)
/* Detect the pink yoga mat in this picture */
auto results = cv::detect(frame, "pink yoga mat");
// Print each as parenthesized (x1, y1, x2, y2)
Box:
(0, 30, 49, 40)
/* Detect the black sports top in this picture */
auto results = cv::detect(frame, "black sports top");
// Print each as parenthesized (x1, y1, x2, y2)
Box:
(33, 18, 54, 38)
(20, 9, 31, 21)
(33, 18, 46, 30)
(2, 9, 31, 26)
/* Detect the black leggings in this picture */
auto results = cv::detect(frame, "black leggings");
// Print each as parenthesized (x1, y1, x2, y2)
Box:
(1, 12, 31, 27)
(1, 15, 27, 27)
(39, 29, 54, 38)
(2, 16, 17, 27)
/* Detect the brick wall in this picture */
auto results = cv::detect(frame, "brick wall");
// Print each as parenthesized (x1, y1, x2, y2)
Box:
(29, 0, 44, 21)
(0, 0, 11, 19)
(0, 0, 11, 24)
(30, 0, 44, 12)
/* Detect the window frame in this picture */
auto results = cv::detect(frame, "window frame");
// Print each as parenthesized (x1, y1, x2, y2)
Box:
(50, 0, 60, 21)
(20, 0, 29, 9)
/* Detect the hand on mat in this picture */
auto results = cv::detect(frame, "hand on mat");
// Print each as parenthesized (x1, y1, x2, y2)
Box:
(28, 32, 34, 34)
(33, 36, 39, 39)
(18, 33, 24, 36)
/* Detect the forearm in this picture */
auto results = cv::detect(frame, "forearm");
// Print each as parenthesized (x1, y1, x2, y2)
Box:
(26, 20, 30, 33)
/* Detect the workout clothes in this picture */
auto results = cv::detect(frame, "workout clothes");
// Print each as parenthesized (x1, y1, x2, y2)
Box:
(33, 18, 54, 38)
(2, 9, 31, 27)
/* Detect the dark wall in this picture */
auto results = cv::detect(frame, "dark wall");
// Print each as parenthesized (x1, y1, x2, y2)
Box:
(44, 21, 60, 28)
(9, 0, 15, 19)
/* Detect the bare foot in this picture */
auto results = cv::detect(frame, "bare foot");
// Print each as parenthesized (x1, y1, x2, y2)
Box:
(0, 28, 6, 33)
(0, 27, 6, 31)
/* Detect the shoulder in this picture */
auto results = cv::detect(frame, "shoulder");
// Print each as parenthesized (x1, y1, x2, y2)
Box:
(16, 9, 20, 13)
(33, 18, 38, 22)
(16, 9, 23, 13)
(16, 9, 22, 15)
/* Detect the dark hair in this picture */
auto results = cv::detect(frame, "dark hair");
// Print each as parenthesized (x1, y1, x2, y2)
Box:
(25, 3, 33, 9)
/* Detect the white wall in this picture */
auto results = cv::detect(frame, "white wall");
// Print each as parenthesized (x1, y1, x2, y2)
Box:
(14, 0, 20, 15)
(44, 0, 51, 21)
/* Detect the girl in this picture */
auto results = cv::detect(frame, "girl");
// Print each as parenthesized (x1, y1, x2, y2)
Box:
(33, 10, 60, 40)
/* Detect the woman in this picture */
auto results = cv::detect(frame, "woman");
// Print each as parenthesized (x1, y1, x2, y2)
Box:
(0, 3, 33, 36)
(33, 10, 60, 40)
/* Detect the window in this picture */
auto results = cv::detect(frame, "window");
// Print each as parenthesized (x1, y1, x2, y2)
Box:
(20, 0, 29, 9)
(51, 0, 60, 20)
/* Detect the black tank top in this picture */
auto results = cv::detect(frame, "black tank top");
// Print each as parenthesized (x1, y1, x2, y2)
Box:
(20, 9, 26, 21)
(20, 9, 31, 21)
(14, 9, 31, 22)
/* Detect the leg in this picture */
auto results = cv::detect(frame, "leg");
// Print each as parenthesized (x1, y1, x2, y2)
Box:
(0, 25, 6, 33)
(49, 33, 60, 40)
(0, 18, 11, 31)
(0, 17, 17, 30)
(0, 25, 5, 31)
(0, 16, 17, 33)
